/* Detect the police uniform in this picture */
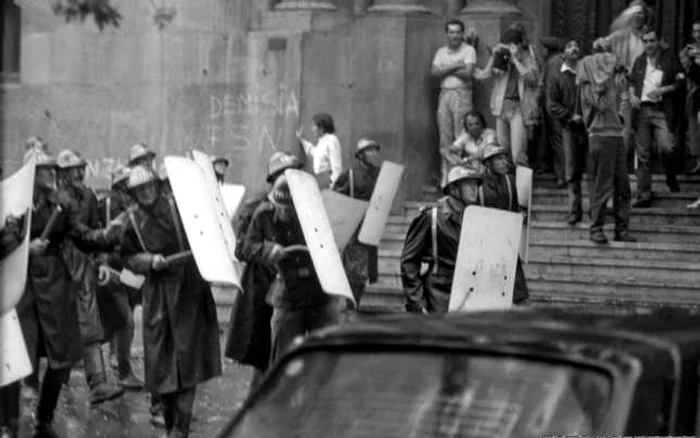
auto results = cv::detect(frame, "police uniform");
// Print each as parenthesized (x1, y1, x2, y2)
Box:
(97, 166, 143, 389)
(16, 148, 116, 436)
(245, 169, 339, 363)
(121, 165, 221, 437)
(401, 167, 483, 314)
(479, 145, 530, 303)
(56, 149, 124, 405)
(332, 139, 381, 306)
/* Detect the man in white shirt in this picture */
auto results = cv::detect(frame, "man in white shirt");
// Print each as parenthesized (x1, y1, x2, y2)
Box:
(441, 110, 495, 174)
(431, 19, 477, 185)
(628, 27, 683, 207)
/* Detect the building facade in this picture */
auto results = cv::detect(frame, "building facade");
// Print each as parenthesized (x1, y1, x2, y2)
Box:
(1, 0, 696, 199)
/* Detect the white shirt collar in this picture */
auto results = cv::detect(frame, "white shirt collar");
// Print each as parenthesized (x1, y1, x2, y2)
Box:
(560, 62, 576, 74)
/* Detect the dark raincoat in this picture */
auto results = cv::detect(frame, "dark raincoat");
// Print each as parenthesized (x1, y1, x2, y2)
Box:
(94, 191, 134, 338)
(17, 189, 111, 369)
(479, 173, 530, 303)
(401, 196, 466, 314)
(121, 194, 221, 395)
(224, 192, 275, 371)
(332, 161, 379, 301)
(61, 184, 109, 343)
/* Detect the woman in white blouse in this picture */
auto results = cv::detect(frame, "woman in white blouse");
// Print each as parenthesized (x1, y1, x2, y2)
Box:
(296, 113, 343, 189)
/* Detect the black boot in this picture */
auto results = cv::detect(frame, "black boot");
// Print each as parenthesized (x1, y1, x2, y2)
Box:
(84, 343, 124, 405)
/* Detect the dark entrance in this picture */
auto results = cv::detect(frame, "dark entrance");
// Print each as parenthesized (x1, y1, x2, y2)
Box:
(551, 0, 699, 54)
(550, 0, 700, 174)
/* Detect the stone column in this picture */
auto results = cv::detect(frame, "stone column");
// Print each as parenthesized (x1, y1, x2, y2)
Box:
(367, 0, 430, 13)
(446, 0, 465, 16)
(354, 0, 371, 14)
(275, 0, 337, 10)
(461, 0, 521, 14)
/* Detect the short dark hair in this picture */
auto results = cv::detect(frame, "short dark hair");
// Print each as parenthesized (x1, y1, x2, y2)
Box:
(693, 20, 700, 28)
(312, 113, 335, 134)
(444, 19, 465, 33)
(501, 28, 525, 46)
(640, 25, 659, 39)
(463, 110, 486, 129)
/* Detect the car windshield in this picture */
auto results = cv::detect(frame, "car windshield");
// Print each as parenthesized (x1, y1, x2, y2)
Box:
(223, 350, 613, 438)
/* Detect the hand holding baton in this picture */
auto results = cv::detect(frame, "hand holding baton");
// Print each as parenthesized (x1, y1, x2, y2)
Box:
(40, 206, 63, 240)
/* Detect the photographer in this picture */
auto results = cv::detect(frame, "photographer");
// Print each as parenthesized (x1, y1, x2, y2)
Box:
(475, 27, 539, 167)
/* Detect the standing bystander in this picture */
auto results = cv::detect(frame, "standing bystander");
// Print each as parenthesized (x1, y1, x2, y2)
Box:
(547, 40, 588, 225)
(578, 39, 636, 244)
(431, 19, 477, 185)
(628, 26, 683, 207)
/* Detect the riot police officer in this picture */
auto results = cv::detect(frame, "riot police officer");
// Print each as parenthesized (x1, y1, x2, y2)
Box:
(401, 166, 484, 314)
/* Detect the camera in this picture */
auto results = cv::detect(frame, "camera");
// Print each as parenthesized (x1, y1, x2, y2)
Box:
(493, 46, 512, 71)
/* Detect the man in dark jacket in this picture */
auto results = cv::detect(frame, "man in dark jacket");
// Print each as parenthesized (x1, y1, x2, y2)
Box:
(578, 39, 636, 244)
(121, 165, 221, 438)
(56, 149, 124, 406)
(478, 144, 530, 304)
(547, 40, 588, 225)
(245, 164, 340, 363)
(628, 26, 684, 207)
(332, 138, 381, 309)
(98, 166, 144, 391)
(401, 166, 483, 314)
(15, 147, 119, 437)
(225, 152, 303, 394)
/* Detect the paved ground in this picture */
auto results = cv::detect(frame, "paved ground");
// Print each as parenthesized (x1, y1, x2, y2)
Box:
(14, 306, 254, 438)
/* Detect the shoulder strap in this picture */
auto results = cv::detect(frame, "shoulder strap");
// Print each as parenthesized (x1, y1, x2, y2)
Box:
(167, 197, 186, 252)
(505, 175, 513, 210)
(349, 169, 355, 199)
(128, 211, 149, 253)
(478, 186, 485, 206)
(105, 196, 111, 225)
(431, 206, 438, 275)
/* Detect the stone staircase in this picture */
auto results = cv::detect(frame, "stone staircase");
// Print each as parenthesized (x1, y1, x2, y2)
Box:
(362, 174, 700, 313)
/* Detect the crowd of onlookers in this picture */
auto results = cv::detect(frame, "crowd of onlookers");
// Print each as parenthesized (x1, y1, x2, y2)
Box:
(431, 0, 700, 242)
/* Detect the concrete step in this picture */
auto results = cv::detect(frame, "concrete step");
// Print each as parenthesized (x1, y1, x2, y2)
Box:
(363, 275, 700, 311)
(527, 240, 700, 263)
(530, 221, 700, 244)
(527, 274, 700, 307)
(531, 205, 700, 226)
(532, 189, 698, 209)
(376, 252, 700, 287)
(535, 174, 700, 191)
(524, 256, 700, 288)
(381, 217, 700, 245)
(362, 285, 405, 313)
(377, 239, 700, 265)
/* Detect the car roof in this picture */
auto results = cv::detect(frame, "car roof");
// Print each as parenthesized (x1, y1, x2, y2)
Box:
(298, 308, 700, 379)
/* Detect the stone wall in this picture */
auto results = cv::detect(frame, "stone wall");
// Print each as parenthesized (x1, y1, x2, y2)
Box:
(1, 0, 548, 197)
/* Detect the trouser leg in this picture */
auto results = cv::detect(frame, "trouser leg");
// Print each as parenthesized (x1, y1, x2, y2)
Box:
(635, 108, 653, 200)
(0, 381, 20, 434)
(550, 118, 566, 181)
(269, 308, 305, 365)
(589, 136, 616, 234)
(612, 137, 632, 234)
(169, 387, 196, 438)
(509, 105, 528, 167)
(36, 367, 70, 425)
(83, 341, 106, 388)
(113, 290, 135, 378)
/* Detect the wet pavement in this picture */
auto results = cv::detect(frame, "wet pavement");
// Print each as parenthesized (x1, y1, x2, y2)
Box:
(13, 308, 254, 438)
